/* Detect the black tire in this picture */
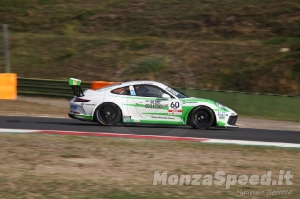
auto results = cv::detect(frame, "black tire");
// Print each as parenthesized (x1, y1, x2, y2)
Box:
(94, 103, 121, 125)
(188, 106, 214, 129)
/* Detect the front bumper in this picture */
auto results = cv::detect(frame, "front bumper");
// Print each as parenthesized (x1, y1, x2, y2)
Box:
(226, 115, 238, 128)
(228, 115, 238, 125)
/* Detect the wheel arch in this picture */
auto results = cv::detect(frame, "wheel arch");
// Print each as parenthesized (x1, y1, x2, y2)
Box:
(92, 102, 124, 123)
(185, 105, 217, 127)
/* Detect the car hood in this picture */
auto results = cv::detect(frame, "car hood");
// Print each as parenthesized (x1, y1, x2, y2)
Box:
(181, 97, 236, 114)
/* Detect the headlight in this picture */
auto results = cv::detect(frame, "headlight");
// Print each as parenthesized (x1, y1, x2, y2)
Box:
(215, 102, 227, 110)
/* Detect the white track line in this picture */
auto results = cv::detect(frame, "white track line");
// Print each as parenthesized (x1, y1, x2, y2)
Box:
(204, 139, 300, 148)
(0, 128, 40, 133)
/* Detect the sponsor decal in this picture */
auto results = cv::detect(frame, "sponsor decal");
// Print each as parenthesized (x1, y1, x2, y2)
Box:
(166, 87, 178, 96)
(168, 100, 182, 115)
(123, 115, 131, 122)
(151, 116, 175, 120)
(140, 81, 154, 85)
(134, 119, 140, 122)
(84, 103, 96, 106)
(70, 105, 77, 109)
(145, 100, 167, 109)
(73, 80, 77, 85)
(145, 104, 166, 109)
(150, 100, 161, 103)
(218, 112, 226, 119)
(81, 102, 96, 106)
(183, 101, 198, 104)
(129, 85, 136, 96)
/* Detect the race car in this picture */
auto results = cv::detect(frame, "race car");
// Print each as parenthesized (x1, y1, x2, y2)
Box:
(68, 78, 238, 129)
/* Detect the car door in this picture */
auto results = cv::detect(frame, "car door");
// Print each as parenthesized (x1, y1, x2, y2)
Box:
(130, 84, 183, 124)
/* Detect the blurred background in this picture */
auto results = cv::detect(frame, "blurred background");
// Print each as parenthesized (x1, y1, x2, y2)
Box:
(1, 0, 300, 95)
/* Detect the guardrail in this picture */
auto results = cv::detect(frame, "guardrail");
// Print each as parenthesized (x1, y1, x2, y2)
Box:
(17, 77, 300, 122)
(17, 77, 91, 98)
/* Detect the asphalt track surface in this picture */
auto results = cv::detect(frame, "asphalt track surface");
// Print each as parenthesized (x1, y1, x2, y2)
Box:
(0, 116, 300, 143)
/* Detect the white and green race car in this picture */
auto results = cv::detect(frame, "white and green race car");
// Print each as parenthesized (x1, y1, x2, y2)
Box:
(68, 78, 238, 129)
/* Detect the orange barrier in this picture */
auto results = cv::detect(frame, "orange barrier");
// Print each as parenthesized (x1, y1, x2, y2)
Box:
(91, 81, 109, 90)
(0, 73, 17, 100)
(91, 81, 120, 90)
(108, 82, 120, 85)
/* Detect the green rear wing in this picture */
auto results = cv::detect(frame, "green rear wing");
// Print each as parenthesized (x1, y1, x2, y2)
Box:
(69, 78, 84, 97)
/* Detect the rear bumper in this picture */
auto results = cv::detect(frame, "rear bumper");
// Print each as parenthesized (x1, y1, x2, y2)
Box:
(68, 112, 93, 122)
(68, 112, 77, 119)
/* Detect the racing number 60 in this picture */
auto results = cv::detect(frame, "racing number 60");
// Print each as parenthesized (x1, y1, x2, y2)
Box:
(170, 101, 180, 109)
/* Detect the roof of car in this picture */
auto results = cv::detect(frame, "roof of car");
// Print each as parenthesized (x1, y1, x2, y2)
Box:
(121, 80, 163, 86)
(96, 80, 167, 91)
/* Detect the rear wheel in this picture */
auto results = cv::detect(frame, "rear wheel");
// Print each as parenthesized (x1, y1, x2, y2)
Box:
(188, 106, 214, 129)
(95, 103, 121, 125)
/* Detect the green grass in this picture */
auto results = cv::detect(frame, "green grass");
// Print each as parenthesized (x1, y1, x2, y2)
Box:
(0, 0, 300, 96)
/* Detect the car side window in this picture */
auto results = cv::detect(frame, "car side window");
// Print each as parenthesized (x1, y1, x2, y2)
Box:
(134, 85, 169, 98)
(111, 86, 130, 95)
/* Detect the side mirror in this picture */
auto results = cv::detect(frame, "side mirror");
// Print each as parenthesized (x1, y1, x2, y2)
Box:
(162, 93, 171, 99)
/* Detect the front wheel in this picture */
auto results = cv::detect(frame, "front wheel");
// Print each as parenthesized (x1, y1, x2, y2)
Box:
(188, 106, 214, 129)
(94, 103, 121, 125)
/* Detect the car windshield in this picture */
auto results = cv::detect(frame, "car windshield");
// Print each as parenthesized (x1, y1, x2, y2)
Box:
(166, 87, 189, 98)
